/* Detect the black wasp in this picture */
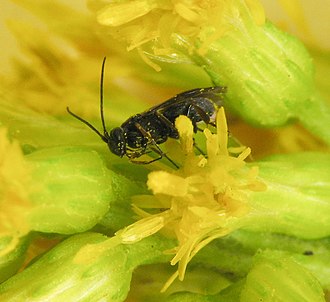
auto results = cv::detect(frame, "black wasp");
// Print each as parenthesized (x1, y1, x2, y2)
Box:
(67, 58, 226, 168)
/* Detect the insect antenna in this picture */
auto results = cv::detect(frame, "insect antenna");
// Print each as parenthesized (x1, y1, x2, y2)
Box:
(99, 57, 108, 137)
(66, 106, 107, 142)
(66, 57, 109, 143)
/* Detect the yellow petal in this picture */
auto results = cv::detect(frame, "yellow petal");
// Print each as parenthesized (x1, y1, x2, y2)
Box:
(175, 115, 194, 154)
(97, 0, 158, 26)
(147, 171, 188, 196)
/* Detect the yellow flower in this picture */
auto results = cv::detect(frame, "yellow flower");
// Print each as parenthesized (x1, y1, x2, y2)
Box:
(0, 0, 149, 120)
(0, 127, 32, 257)
(0, 1, 329, 300)
(94, 0, 265, 67)
(117, 108, 266, 287)
(90, 0, 330, 152)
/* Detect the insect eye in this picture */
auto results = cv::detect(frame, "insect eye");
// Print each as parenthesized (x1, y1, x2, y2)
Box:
(108, 128, 125, 157)
(110, 127, 124, 140)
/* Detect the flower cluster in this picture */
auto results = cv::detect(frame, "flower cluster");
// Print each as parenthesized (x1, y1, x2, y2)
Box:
(95, 0, 265, 52)
(0, 0, 329, 301)
(117, 108, 266, 286)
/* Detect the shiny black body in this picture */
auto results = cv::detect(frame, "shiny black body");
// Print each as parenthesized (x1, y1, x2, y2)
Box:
(67, 58, 226, 167)
(115, 87, 226, 159)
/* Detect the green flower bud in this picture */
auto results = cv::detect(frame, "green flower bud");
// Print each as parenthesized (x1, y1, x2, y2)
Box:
(0, 236, 30, 283)
(192, 21, 314, 127)
(0, 233, 174, 301)
(194, 230, 330, 290)
(240, 250, 325, 302)
(26, 147, 112, 234)
(164, 229, 330, 301)
(246, 152, 330, 239)
(188, 21, 330, 144)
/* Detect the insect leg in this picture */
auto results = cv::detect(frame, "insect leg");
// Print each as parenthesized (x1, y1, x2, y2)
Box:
(155, 102, 208, 133)
(187, 102, 218, 127)
(156, 109, 205, 156)
(130, 154, 163, 165)
(154, 111, 179, 138)
(134, 122, 179, 168)
(186, 104, 215, 155)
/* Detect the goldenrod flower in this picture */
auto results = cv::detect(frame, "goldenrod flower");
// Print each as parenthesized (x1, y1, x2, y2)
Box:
(116, 108, 266, 286)
(95, 0, 265, 53)
(93, 0, 330, 145)
(1, 0, 147, 121)
(0, 127, 31, 257)
(0, 0, 330, 301)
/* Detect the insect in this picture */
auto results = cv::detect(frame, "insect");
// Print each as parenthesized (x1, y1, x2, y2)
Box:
(67, 58, 226, 168)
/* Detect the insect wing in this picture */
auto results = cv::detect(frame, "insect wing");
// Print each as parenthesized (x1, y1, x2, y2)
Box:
(147, 86, 226, 113)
